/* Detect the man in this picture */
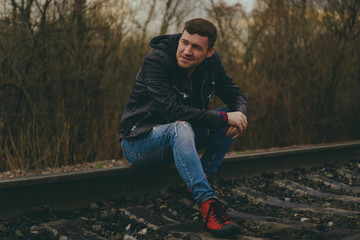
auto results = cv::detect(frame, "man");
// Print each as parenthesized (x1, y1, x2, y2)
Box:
(118, 18, 247, 237)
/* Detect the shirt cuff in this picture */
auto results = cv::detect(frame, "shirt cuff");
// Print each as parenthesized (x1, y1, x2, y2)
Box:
(219, 111, 228, 126)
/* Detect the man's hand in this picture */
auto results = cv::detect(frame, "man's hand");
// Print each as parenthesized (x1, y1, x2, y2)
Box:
(227, 111, 247, 139)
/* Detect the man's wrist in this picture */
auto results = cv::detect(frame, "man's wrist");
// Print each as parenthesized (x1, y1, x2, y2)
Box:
(219, 111, 228, 125)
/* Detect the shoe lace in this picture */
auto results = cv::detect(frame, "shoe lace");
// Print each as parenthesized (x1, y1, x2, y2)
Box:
(205, 200, 231, 225)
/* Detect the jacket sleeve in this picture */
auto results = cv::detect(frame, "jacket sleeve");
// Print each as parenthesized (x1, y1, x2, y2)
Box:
(141, 51, 223, 128)
(212, 52, 248, 115)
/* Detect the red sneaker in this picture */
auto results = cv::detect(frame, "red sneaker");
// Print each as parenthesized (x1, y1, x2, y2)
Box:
(186, 177, 229, 208)
(201, 199, 239, 236)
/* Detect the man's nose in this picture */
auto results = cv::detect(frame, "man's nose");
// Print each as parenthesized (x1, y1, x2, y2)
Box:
(184, 45, 192, 55)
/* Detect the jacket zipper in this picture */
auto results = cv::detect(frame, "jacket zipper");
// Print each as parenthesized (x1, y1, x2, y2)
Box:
(201, 80, 215, 108)
(187, 73, 193, 105)
(200, 79, 205, 108)
(131, 112, 151, 131)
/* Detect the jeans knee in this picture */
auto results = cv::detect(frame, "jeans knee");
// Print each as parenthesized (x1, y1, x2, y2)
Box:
(174, 121, 194, 139)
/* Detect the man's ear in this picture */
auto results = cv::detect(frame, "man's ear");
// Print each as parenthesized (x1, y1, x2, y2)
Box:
(206, 47, 215, 58)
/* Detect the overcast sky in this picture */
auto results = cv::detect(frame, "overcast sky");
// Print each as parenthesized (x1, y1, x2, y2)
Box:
(238, 0, 256, 12)
(241, 0, 256, 10)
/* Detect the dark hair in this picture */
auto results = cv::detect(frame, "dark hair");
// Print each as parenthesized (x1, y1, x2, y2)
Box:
(183, 18, 217, 49)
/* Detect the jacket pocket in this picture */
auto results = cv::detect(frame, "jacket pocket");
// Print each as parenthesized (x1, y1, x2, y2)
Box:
(172, 85, 190, 103)
(131, 112, 151, 132)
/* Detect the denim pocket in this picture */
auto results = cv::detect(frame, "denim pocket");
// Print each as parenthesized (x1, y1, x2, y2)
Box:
(121, 141, 144, 166)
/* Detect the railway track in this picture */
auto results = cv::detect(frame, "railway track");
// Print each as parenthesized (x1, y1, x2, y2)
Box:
(1, 141, 360, 239)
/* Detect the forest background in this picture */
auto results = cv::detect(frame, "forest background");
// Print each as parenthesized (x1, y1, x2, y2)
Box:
(0, 0, 359, 172)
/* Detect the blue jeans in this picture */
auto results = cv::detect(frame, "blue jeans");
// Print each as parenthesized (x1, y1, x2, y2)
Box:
(121, 107, 235, 205)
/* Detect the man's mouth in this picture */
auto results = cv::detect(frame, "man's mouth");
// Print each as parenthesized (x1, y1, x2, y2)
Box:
(181, 56, 192, 62)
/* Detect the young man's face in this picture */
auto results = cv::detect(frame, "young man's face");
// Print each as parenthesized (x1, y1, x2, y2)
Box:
(176, 30, 215, 74)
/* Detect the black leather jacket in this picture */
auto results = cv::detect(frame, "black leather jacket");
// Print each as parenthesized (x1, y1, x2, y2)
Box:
(118, 33, 247, 140)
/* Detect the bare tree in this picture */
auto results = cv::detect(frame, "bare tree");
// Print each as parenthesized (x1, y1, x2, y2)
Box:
(207, 0, 246, 71)
(158, 0, 197, 35)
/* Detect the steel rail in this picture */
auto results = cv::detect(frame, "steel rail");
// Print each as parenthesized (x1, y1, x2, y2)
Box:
(1, 140, 359, 219)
